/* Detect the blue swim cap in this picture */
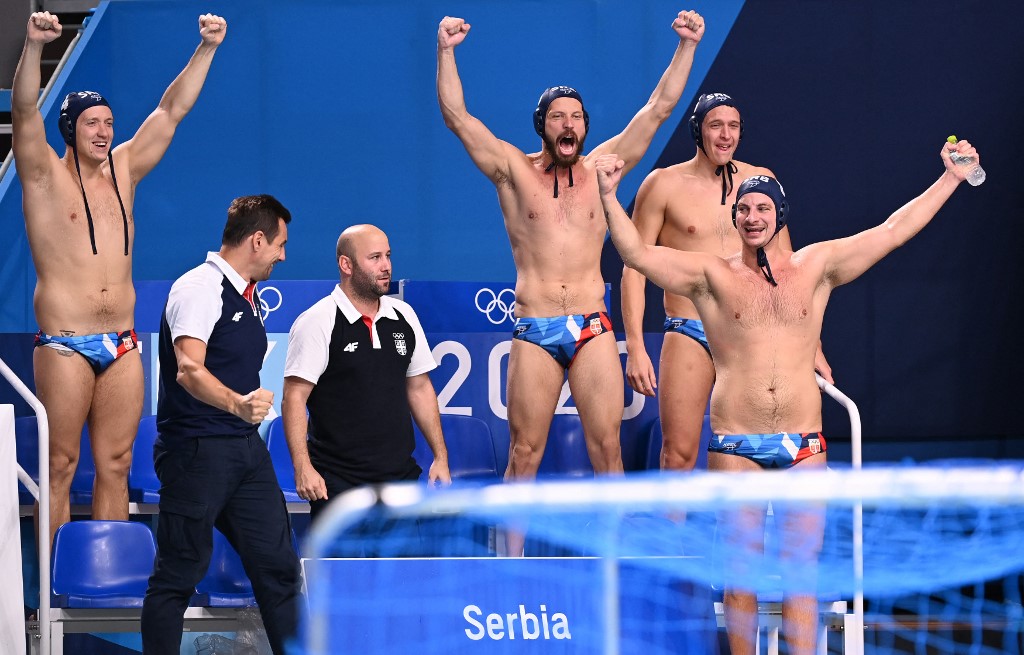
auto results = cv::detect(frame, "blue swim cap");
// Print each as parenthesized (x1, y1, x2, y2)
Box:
(733, 175, 788, 234)
(688, 92, 743, 155)
(533, 86, 589, 136)
(58, 91, 110, 147)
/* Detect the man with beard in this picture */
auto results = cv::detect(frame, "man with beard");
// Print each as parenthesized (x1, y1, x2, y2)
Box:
(437, 11, 704, 554)
(12, 11, 227, 543)
(621, 93, 832, 474)
(143, 195, 300, 655)
(282, 224, 450, 524)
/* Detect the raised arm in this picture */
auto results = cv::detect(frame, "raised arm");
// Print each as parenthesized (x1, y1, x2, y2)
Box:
(436, 16, 516, 183)
(12, 12, 62, 181)
(596, 155, 713, 298)
(121, 14, 226, 184)
(821, 139, 974, 288)
(406, 373, 450, 486)
(588, 10, 704, 172)
(620, 170, 669, 396)
(282, 376, 328, 501)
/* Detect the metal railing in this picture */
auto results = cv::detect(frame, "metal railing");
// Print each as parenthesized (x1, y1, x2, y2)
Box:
(0, 355, 50, 655)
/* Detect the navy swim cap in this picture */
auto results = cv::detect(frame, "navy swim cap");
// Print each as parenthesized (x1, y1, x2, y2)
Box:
(59, 91, 110, 147)
(733, 175, 788, 234)
(533, 86, 589, 136)
(688, 92, 742, 155)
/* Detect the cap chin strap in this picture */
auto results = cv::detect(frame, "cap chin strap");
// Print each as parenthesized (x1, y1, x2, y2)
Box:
(545, 162, 574, 199)
(716, 161, 738, 205)
(72, 146, 129, 256)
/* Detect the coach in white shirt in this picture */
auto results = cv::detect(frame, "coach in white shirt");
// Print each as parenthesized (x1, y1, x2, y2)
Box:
(282, 224, 451, 524)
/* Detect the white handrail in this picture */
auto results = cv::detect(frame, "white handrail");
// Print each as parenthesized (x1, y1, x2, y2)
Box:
(0, 356, 50, 655)
(816, 374, 864, 655)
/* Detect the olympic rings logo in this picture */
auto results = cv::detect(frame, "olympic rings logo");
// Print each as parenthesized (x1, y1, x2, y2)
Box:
(475, 287, 516, 325)
(259, 285, 283, 321)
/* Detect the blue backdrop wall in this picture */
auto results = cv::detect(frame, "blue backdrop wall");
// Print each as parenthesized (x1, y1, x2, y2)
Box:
(1, 0, 1021, 447)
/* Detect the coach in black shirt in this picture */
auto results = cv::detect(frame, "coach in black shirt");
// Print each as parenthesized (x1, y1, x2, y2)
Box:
(282, 224, 450, 524)
(142, 195, 301, 655)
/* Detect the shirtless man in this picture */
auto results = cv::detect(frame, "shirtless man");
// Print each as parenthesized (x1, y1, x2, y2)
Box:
(437, 10, 702, 524)
(12, 11, 227, 541)
(596, 139, 979, 655)
(621, 92, 830, 472)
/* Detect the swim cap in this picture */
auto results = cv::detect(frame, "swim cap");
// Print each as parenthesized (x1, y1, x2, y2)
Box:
(733, 175, 788, 234)
(533, 86, 589, 136)
(688, 92, 742, 155)
(59, 91, 110, 147)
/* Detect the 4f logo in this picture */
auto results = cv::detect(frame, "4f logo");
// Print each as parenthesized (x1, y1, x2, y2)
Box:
(343, 342, 358, 353)
(231, 312, 243, 322)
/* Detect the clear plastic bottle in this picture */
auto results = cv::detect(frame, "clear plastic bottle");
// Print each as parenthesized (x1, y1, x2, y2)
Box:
(947, 135, 985, 186)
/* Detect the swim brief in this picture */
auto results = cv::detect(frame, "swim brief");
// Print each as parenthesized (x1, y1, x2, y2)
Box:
(512, 311, 612, 368)
(708, 431, 826, 469)
(34, 329, 139, 374)
(664, 317, 711, 356)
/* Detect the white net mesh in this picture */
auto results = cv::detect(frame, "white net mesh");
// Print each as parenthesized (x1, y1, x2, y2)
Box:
(300, 465, 1024, 654)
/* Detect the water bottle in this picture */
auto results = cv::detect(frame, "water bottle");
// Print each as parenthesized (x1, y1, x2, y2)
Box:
(946, 135, 985, 186)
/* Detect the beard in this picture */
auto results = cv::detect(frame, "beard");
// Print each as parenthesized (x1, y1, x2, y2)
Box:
(542, 129, 586, 168)
(350, 263, 390, 300)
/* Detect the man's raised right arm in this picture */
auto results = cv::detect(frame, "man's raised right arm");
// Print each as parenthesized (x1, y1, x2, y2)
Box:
(12, 12, 62, 181)
(436, 16, 512, 183)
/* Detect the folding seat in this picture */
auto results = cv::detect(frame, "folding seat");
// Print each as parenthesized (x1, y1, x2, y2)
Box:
(414, 414, 499, 482)
(51, 519, 155, 608)
(191, 529, 256, 607)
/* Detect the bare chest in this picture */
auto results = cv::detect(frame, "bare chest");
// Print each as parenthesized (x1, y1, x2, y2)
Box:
(504, 170, 605, 240)
(660, 194, 738, 255)
(56, 176, 134, 251)
(723, 269, 817, 330)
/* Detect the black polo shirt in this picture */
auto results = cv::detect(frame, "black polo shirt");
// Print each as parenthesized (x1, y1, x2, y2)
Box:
(284, 285, 436, 485)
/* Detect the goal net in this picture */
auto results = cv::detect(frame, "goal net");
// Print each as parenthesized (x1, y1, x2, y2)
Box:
(300, 465, 1024, 654)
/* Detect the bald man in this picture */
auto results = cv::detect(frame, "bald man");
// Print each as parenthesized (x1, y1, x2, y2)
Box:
(282, 225, 450, 523)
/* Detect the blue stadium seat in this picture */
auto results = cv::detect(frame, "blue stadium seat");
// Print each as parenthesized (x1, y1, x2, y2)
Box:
(191, 529, 256, 607)
(265, 416, 303, 503)
(645, 414, 712, 471)
(537, 414, 593, 478)
(14, 416, 94, 506)
(414, 415, 500, 482)
(128, 415, 160, 503)
(51, 520, 155, 608)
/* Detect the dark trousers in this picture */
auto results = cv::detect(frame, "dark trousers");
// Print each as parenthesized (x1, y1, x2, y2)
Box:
(309, 467, 422, 557)
(141, 434, 302, 655)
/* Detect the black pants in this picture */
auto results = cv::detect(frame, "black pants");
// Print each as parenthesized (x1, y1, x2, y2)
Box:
(141, 434, 302, 655)
(309, 467, 422, 557)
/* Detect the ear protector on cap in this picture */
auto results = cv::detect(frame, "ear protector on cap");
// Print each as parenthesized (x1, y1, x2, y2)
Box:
(688, 92, 743, 153)
(534, 86, 589, 136)
(731, 175, 788, 234)
(58, 91, 110, 147)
